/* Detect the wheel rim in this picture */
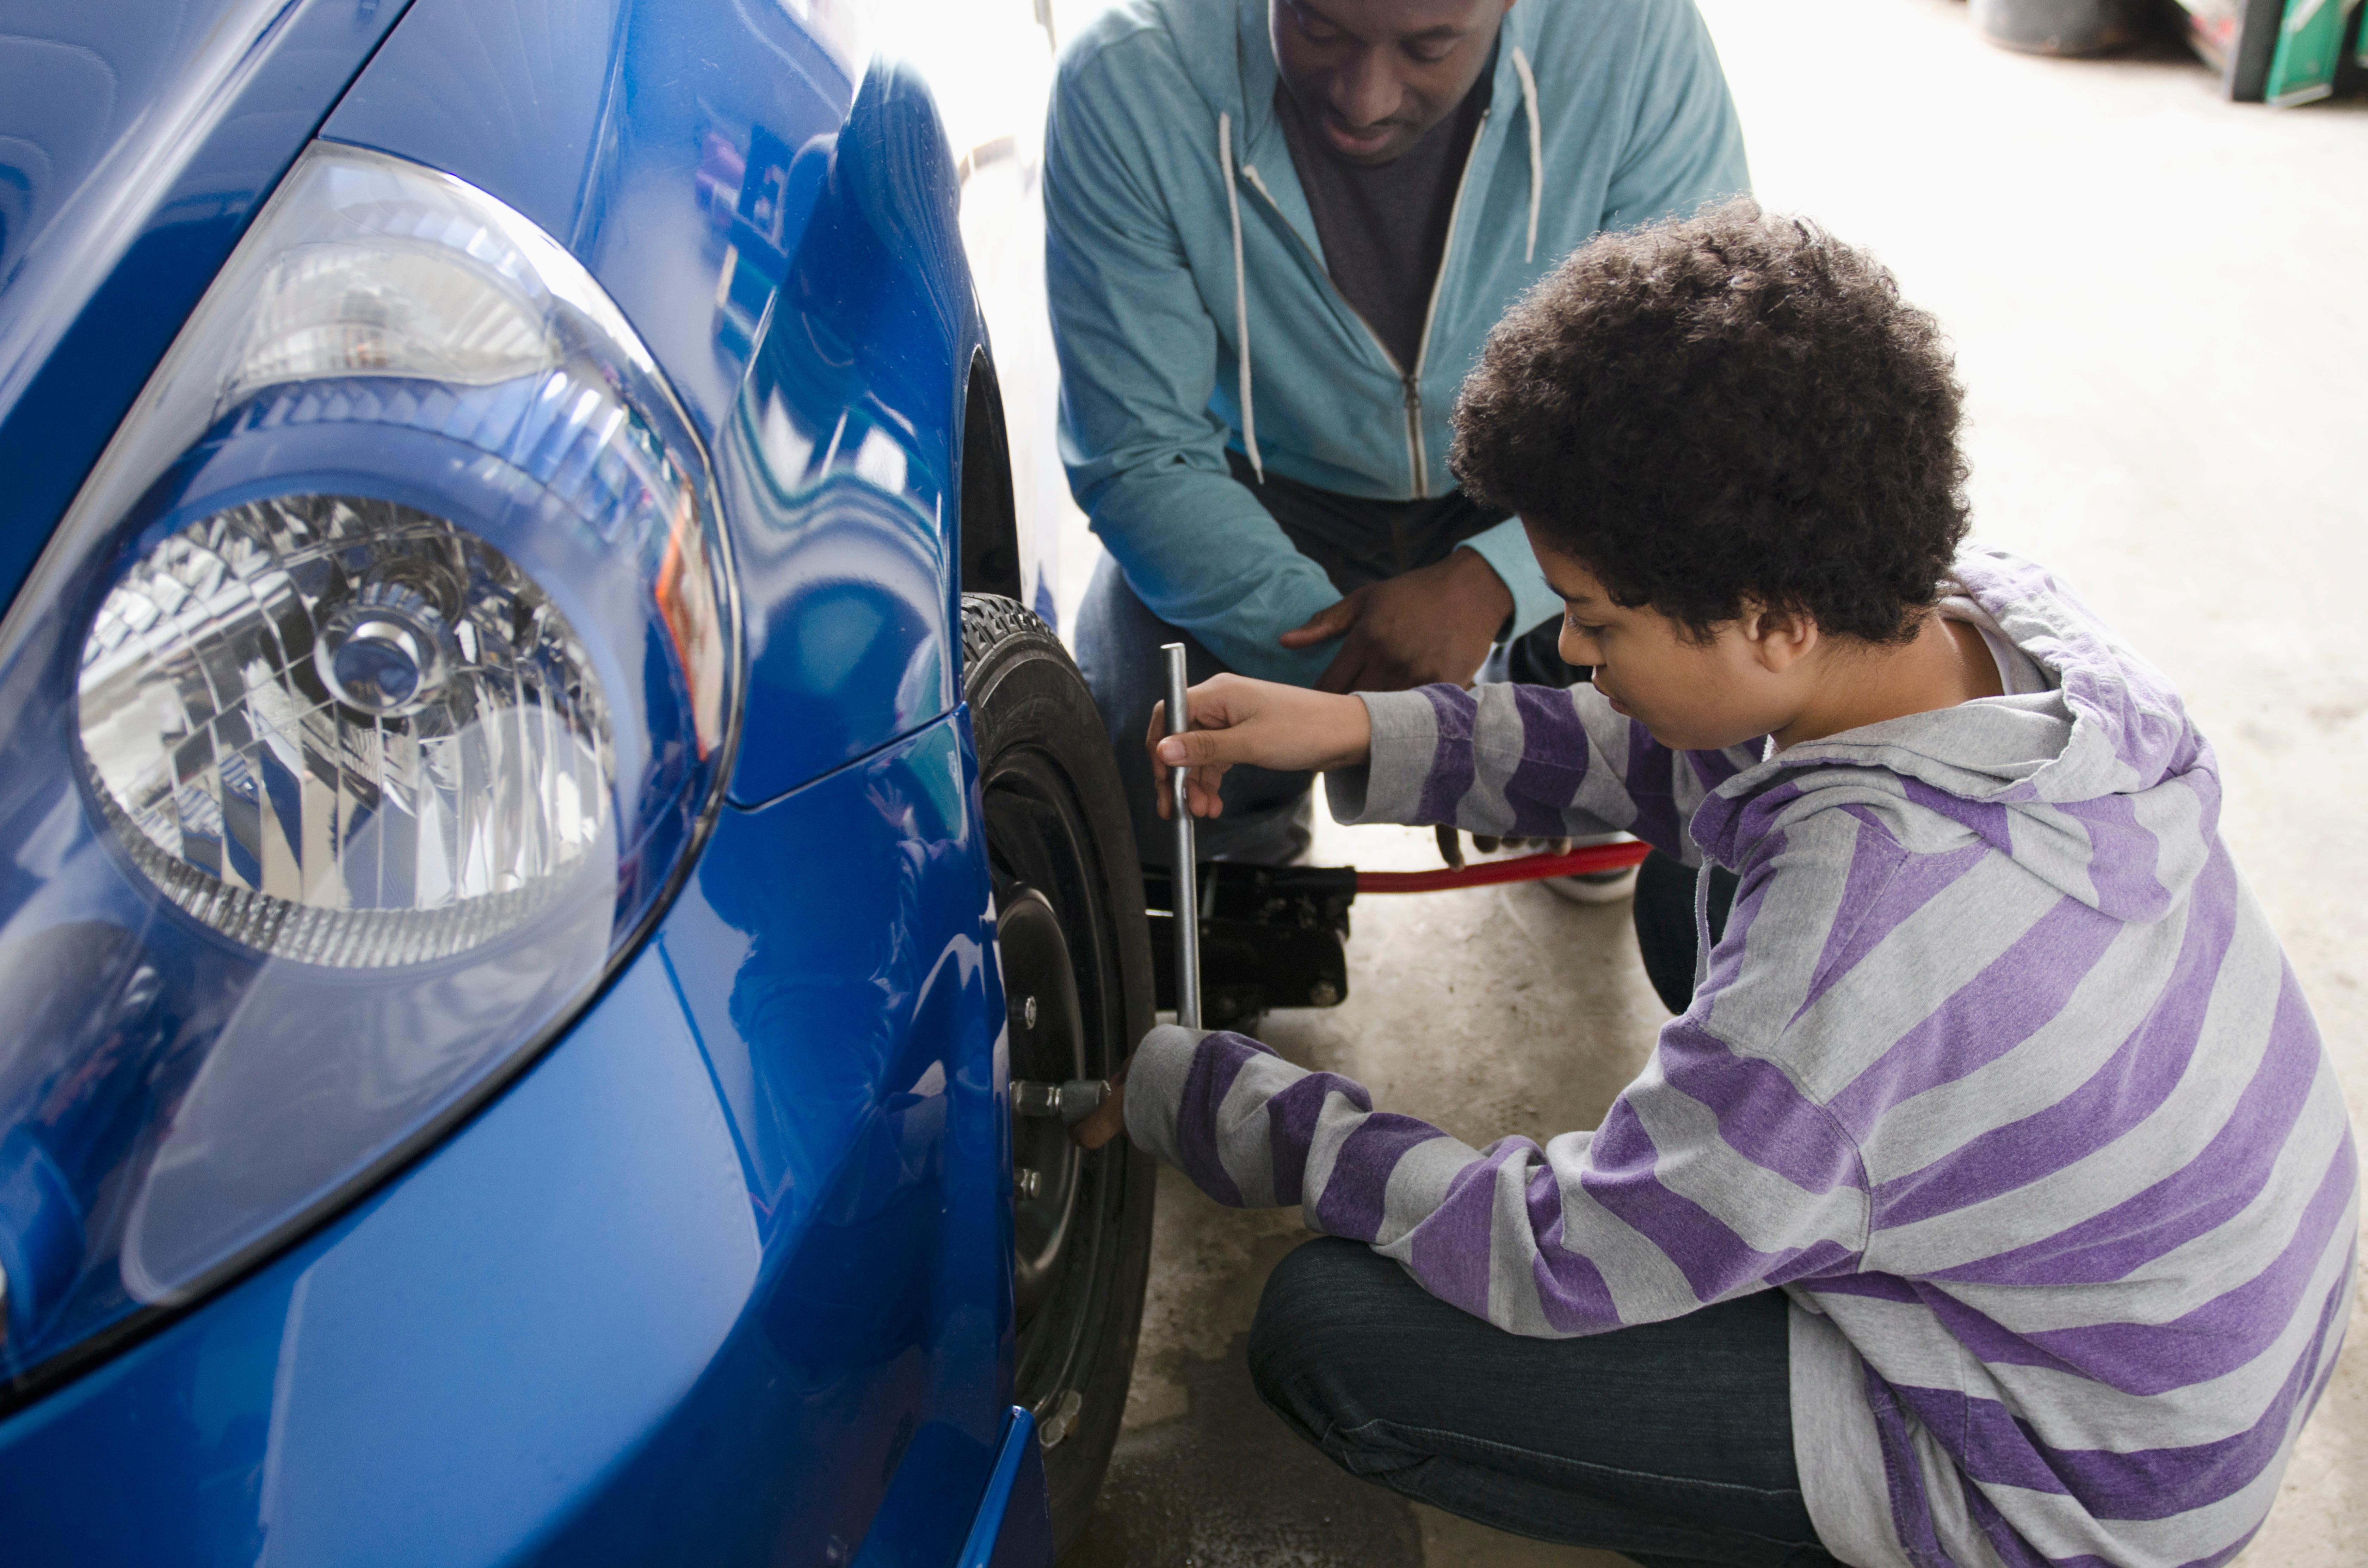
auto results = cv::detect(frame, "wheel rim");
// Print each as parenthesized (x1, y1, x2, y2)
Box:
(983, 744, 1127, 1420)
(999, 886, 1085, 1315)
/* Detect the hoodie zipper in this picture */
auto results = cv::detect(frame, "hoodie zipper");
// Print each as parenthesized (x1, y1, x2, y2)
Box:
(1240, 107, 1489, 500)
(1404, 110, 1487, 496)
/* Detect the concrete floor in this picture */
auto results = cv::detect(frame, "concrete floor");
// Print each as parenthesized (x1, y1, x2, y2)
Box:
(1000, 1, 2368, 1561)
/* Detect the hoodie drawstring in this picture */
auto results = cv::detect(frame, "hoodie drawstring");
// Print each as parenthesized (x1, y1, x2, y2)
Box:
(1217, 111, 1264, 482)
(1692, 857, 1714, 996)
(1510, 46, 1541, 265)
(1219, 54, 1537, 476)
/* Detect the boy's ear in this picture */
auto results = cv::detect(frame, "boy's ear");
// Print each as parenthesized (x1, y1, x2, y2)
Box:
(1740, 601, 1819, 674)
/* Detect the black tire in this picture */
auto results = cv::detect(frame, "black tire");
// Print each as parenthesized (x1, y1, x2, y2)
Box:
(961, 593, 1155, 1555)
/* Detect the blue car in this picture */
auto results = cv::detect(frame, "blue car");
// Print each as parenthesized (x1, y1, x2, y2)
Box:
(0, 0, 1158, 1561)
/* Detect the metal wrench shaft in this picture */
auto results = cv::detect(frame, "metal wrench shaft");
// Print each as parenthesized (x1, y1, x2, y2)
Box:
(1163, 643, 1201, 1027)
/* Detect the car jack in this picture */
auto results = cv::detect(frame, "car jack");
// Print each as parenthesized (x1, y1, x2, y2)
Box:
(1144, 840, 1651, 1030)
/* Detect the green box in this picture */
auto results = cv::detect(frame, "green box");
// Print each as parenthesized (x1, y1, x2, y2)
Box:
(2172, 0, 2364, 98)
(2263, 0, 2357, 103)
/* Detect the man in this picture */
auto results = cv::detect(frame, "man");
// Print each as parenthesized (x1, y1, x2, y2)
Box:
(1047, 0, 1748, 864)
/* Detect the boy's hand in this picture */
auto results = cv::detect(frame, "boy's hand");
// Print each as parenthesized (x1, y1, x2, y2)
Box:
(1070, 1065, 1127, 1149)
(1147, 674, 1372, 820)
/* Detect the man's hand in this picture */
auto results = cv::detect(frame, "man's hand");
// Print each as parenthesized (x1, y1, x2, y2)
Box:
(1147, 674, 1372, 820)
(1280, 547, 1513, 695)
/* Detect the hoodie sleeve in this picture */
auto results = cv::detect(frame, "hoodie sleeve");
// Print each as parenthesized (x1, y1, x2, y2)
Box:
(1123, 1006, 1869, 1336)
(1042, 44, 1340, 687)
(1322, 682, 1763, 865)
(1597, 0, 1750, 234)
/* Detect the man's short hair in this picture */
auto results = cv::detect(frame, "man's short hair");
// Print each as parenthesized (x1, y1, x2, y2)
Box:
(1450, 200, 1970, 644)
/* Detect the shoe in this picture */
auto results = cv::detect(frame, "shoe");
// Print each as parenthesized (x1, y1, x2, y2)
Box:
(1536, 830, 1640, 904)
(1539, 864, 1639, 905)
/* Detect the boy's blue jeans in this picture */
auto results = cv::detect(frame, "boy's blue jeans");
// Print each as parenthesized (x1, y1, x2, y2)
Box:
(1249, 1238, 1842, 1567)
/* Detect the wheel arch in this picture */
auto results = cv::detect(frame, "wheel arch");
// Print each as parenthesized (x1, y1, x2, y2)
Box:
(957, 345, 1024, 605)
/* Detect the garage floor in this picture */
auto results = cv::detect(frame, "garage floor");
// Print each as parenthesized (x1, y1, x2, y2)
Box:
(1020, 1, 2368, 1561)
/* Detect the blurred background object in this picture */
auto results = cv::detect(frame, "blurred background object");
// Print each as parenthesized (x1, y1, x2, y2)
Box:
(1973, 0, 2368, 102)
(2162, 0, 2366, 101)
(1973, 0, 2156, 56)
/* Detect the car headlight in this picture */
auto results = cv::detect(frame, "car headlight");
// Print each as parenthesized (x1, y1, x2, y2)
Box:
(0, 143, 737, 1389)
(79, 494, 615, 966)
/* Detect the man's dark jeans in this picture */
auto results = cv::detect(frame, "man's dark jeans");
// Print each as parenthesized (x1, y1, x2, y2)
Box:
(1249, 1238, 1840, 1567)
(1632, 850, 1743, 1015)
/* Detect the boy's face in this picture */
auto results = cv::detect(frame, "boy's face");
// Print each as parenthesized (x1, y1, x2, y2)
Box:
(1524, 525, 1807, 754)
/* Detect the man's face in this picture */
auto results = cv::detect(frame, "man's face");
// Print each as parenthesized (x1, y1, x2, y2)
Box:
(1524, 526, 1799, 754)
(1269, 0, 1515, 167)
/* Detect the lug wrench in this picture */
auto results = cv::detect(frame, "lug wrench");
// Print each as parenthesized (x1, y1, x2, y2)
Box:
(1011, 643, 1205, 1130)
(1163, 642, 1201, 1028)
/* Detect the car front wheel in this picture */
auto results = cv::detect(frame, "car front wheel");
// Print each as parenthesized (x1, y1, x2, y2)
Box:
(961, 593, 1155, 1555)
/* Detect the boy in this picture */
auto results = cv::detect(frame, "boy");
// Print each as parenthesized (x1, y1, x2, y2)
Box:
(1075, 205, 2358, 1567)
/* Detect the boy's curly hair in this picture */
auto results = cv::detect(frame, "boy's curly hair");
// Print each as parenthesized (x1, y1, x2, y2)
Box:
(1450, 200, 1970, 643)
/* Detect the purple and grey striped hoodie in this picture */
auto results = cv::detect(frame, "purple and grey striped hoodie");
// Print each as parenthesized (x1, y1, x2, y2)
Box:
(1122, 550, 2357, 1567)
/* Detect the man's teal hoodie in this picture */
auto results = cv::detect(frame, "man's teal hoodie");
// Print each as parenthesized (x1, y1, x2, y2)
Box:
(1044, 0, 1748, 684)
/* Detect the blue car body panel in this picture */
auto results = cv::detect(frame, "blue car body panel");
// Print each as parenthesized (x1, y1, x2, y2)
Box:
(317, 0, 854, 438)
(961, 1409, 1057, 1568)
(0, 0, 1049, 1555)
(0, 714, 1018, 1564)
(322, 0, 967, 805)
(0, 0, 417, 608)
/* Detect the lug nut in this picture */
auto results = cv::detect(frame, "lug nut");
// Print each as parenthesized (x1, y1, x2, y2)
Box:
(1014, 1166, 1043, 1200)
(1022, 994, 1038, 1030)
(1011, 1079, 1109, 1123)
(1036, 1388, 1084, 1449)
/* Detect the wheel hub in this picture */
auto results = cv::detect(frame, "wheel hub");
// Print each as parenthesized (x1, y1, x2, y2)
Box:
(998, 885, 1086, 1321)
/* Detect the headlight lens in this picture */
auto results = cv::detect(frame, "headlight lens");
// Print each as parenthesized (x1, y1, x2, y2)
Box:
(0, 143, 738, 1389)
(231, 242, 556, 398)
(80, 495, 612, 967)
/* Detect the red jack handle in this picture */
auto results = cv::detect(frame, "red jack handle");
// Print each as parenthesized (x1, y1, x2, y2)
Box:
(1355, 839, 1651, 894)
